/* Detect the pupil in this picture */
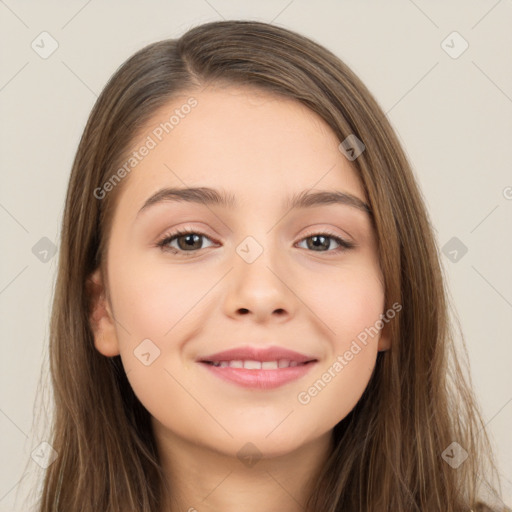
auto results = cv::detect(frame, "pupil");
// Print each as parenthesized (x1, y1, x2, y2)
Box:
(181, 234, 200, 250)
(310, 235, 328, 251)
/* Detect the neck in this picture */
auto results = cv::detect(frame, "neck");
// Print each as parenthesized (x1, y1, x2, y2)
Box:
(154, 425, 333, 512)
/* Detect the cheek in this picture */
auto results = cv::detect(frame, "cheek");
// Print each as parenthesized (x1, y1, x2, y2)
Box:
(305, 263, 385, 344)
(107, 256, 216, 405)
(291, 268, 384, 425)
(296, 343, 377, 433)
(107, 260, 202, 428)
(109, 256, 213, 343)
(301, 273, 383, 398)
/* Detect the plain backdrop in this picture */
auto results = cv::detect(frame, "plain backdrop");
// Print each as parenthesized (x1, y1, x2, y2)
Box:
(0, 1, 511, 510)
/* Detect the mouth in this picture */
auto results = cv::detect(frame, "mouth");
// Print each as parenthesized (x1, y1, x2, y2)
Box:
(196, 345, 318, 389)
(201, 359, 316, 369)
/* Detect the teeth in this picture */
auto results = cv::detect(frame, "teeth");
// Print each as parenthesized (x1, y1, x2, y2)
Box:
(244, 360, 261, 370)
(209, 359, 308, 369)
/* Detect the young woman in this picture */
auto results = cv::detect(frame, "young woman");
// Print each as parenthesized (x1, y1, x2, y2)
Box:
(33, 19, 507, 512)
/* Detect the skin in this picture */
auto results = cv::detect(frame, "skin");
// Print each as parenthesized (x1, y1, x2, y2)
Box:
(89, 84, 391, 512)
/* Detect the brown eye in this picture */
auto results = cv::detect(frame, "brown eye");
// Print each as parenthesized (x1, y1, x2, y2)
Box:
(296, 231, 355, 253)
(157, 228, 355, 257)
(157, 229, 216, 255)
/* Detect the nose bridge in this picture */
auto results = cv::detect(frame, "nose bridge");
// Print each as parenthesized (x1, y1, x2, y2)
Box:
(224, 223, 294, 319)
(231, 208, 280, 267)
(234, 229, 282, 289)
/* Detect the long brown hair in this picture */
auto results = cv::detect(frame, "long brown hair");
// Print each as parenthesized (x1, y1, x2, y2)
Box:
(28, 20, 507, 511)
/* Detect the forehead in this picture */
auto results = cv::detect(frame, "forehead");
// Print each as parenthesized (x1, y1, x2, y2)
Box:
(113, 84, 367, 218)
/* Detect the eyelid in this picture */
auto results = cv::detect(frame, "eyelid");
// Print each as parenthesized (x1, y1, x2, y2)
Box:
(299, 226, 356, 247)
(155, 224, 356, 256)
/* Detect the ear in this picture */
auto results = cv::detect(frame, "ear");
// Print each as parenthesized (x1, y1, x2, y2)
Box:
(86, 268, 120, 357)
(377, 321, 392, 352)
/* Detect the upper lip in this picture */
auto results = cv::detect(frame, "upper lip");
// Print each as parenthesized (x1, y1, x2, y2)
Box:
(197, 345, 317, 364)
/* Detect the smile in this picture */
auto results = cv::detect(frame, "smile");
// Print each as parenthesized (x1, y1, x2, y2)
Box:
(198, 360, 317, 389)
(204, 359, 309, 369)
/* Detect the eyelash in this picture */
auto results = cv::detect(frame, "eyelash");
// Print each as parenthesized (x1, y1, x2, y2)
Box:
(156, 227, 356, 257)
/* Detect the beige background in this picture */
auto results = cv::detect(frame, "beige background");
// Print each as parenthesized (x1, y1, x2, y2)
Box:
(0, 0, 511, 510)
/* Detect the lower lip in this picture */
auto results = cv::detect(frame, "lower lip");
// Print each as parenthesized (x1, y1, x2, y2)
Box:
(198, 361, 317, 389)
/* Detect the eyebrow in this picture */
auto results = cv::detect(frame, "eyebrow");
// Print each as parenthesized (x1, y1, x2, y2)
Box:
(136, 186, 372, 217)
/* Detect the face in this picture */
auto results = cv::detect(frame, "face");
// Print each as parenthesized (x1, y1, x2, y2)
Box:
(89, 84, 390, 460)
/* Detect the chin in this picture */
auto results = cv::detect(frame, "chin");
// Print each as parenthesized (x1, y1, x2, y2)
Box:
(225, 428, 310, 457)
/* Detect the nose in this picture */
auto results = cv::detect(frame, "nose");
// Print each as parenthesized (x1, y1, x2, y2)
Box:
(222, 241, 297, 324)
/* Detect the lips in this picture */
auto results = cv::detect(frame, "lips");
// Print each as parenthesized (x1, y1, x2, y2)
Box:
(197, 345, 317, 365)
(196, 345, 318, 389)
